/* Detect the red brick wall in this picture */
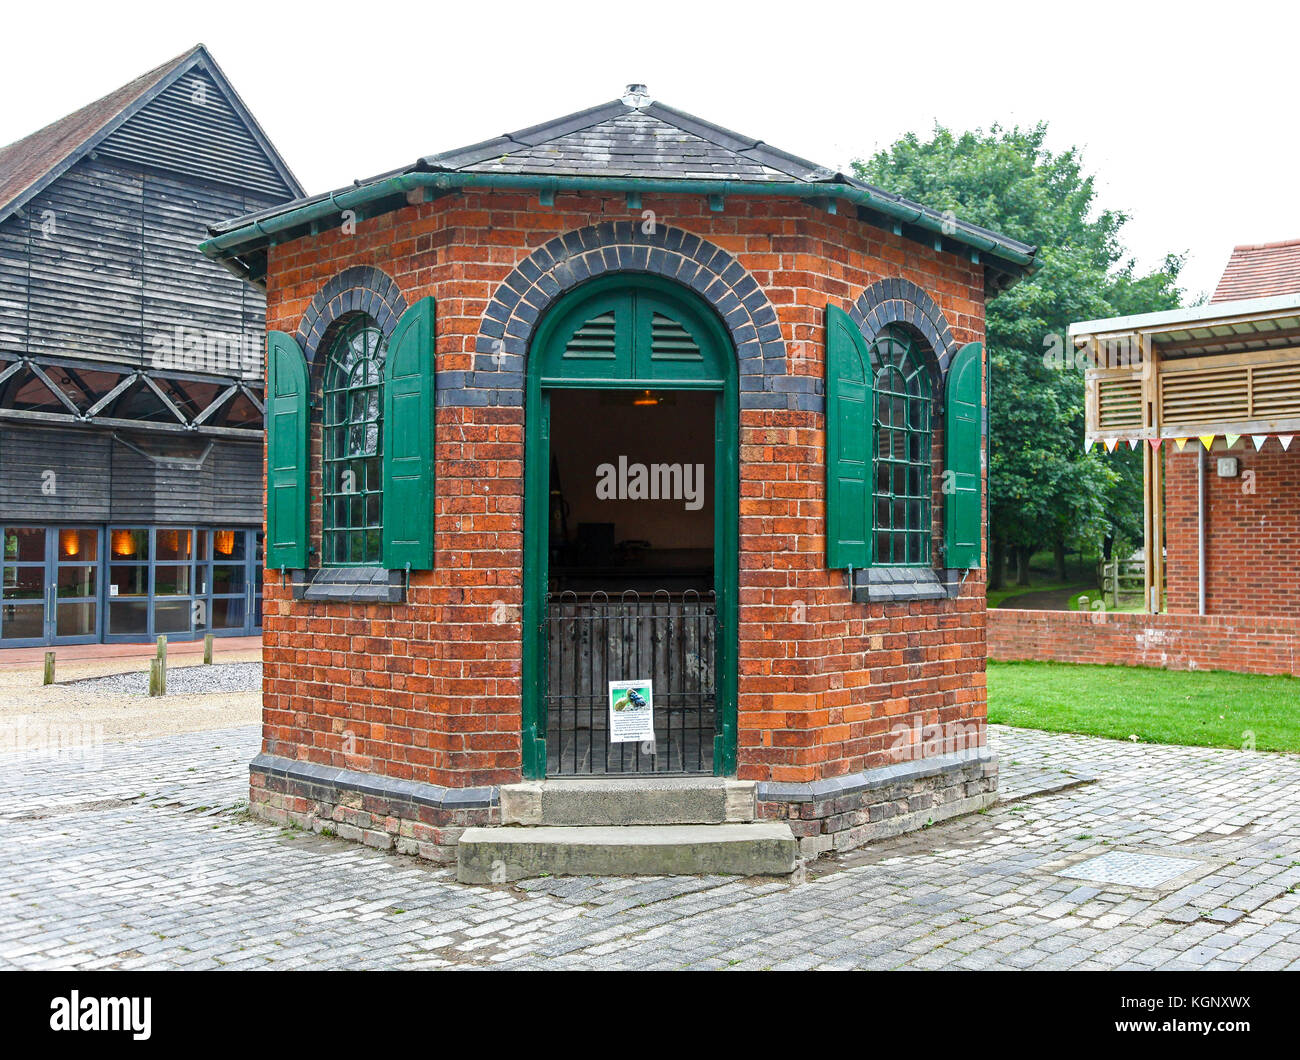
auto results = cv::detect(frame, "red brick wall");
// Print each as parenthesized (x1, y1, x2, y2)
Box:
(988, 607, 1300, 675)
(261, 191, 987, 789)
(1165, 443, 1300, 617)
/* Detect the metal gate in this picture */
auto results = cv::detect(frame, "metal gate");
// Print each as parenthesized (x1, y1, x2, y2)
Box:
(545, 589, 716, 776)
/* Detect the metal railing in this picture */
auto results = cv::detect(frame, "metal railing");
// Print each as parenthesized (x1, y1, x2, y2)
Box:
(545, 588, 716, 776)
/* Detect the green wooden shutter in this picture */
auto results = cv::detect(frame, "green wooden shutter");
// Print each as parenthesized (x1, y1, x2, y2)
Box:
(382, 296, 436, 570)
(825, 305, 872, 569)
(944, 340, 983, 568)
(266, 331, 310, 570)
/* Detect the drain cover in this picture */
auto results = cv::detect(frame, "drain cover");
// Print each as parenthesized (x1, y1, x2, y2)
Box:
(1058, 850, 1204, 888)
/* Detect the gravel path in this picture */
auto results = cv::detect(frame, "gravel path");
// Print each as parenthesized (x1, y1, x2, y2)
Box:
(69, 661, 262, 696)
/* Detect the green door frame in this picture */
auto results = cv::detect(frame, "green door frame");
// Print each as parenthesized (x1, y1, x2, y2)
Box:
(521, 274, 738, 779)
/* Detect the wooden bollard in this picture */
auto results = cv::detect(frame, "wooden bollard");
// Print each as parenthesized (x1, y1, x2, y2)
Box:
(43, 651, 55, 686)
(151, 636, 167, 697)
(203, 633, 214, 665)
(149, 657, 167, 697)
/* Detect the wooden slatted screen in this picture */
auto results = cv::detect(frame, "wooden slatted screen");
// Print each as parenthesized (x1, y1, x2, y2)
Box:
(1096, 373, 1144, 431)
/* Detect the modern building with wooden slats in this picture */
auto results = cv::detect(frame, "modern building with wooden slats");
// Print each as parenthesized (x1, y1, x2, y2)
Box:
(1072, 240, 1300, 619)
(0, 45, 301, 645)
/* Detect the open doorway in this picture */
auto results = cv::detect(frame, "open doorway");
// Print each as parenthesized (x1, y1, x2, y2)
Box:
(521, 275, 738, 780)
(548, 388, 714, 594)
(544, 387, 717, 775)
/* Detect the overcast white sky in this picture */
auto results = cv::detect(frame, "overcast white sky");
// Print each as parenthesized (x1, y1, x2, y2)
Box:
(1, 0, 1290, 299)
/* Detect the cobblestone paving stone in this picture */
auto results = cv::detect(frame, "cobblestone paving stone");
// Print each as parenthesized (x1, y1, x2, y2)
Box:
(1, 724, 1298, 970)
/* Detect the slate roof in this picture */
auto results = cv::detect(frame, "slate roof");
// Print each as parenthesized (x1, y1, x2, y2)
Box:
(0, 44, 302, 221)
(426, 99, 832, 182)
(1211, 239, 1300, 303)
(206, 87, 1038, 290)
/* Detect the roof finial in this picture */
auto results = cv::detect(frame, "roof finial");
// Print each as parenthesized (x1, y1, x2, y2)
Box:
(622, 83, 652, 107)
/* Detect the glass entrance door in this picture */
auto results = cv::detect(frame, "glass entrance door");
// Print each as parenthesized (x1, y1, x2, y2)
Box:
(203, 527, 262, 636)
(1, 526, 102, 646)
(53, 528, 99, 641)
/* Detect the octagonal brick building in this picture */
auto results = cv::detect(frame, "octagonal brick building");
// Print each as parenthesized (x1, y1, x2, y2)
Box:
(204, 86, 1037, 874)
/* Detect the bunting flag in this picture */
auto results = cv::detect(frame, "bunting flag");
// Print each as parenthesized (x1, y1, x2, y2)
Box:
(1087, 433, 1300, 452)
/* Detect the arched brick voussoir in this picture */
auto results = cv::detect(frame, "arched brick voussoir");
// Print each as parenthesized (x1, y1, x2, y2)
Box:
(849, 276, 958, 376)
(458, 222, 806, 411)
(296, 265, 408, 366)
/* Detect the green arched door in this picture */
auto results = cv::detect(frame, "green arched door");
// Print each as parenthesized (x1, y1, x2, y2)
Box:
(522, 275, 738, 778)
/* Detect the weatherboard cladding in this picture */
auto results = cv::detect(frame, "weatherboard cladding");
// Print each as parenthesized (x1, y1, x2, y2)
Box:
(0, 154, 277, 376)
(0, 208, 27, 351)
(0, 45, 302, 224)
(107, 436, 261, 524)
(0, 425, 261, 524)
(0, 426, 112, 520)
(97, 68, 295, 200)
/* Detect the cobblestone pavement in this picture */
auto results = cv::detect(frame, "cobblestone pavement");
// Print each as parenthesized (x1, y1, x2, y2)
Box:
(2, 724, 1298, 970)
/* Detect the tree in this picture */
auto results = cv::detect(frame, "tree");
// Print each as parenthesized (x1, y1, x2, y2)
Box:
(854, 125, 1184, 588)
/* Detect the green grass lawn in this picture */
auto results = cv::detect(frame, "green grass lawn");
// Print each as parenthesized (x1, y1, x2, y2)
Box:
(1063, 588, 1146, 613)
(986, 579, 1085, 609)
(986, 582, 1145, 613)
(987, 660, 1300, 753)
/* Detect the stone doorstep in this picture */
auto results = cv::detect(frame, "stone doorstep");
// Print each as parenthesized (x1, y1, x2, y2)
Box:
(500, 777, 756, 827)
(455, 822, 799, 883)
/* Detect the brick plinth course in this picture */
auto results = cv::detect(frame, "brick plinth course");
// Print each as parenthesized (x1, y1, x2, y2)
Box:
(757, 747, 998, 858)
(248, 754, 498, 864)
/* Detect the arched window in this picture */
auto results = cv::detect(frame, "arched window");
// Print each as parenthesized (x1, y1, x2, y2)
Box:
(870, 328, 932, 565)
(322, 315, 386, 565)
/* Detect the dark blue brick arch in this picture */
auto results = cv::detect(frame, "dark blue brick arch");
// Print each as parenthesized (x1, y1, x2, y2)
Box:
(456, 222, 806, 411)
(296, 265, 408, 365)
(849, 276, 957, 378)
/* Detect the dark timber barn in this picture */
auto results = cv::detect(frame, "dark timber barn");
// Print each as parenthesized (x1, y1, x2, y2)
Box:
(0, 45, 300, 646)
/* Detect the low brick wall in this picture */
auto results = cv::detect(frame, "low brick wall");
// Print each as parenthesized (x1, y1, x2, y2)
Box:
(988, 608, 1300, 676)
